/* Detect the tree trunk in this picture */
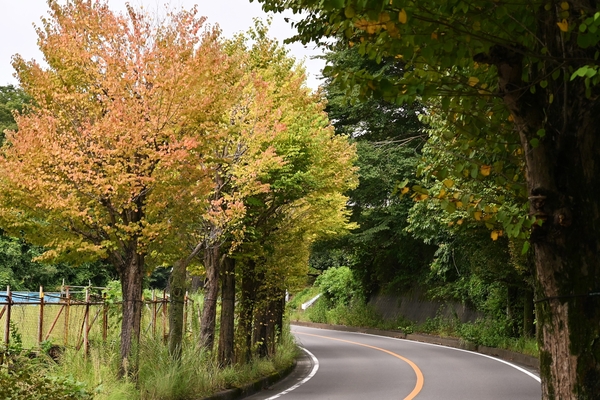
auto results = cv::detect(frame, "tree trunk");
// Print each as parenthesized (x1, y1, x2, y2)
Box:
(480, 17, 600, 394)
(168, 259, 187, 360)
(118, 252, 144, 377)
(252, 270, 269, 358)
(200, 244, 220, 350)
(190, 276, 203, 293)
(266, 289, 285, 356)
(237, 260, 257, 363)
(522, 288, 534, 338)
(218, 256, 235, 366)
(253, 301, 269, 358)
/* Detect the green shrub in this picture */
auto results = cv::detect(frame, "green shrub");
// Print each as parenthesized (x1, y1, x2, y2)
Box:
(0, 355, 91, 399)
(306, 296, 330, 323)
(315, 266, 362, 306)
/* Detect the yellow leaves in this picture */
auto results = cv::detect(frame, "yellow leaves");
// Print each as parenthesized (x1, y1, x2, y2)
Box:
(398, 9, 408, 24)
(401, 186, 410, 194)
(443, 179, 454, 188)
(507, 114, 514, 122)
(480, 165, 491, 176)
(355, 19, 382, 34)
(467, 77, 479, 86)
(431, 31, 438, 40)
(557, 19, 569, 32)
(491, 230, 503, 241)
(355, 12, 399, 35)
(379, 12, 391, 23)
(474, 211, 482, 221)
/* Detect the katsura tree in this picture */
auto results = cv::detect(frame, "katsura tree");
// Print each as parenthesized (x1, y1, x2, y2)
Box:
(0, 0, 230, 374)
(255, 0, 600, 397)
(226, 31, 357, 362)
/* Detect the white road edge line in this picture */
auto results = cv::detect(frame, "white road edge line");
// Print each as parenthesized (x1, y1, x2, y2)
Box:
(292, 326, 540, 383)
(263, 347, 320, 400)
(336, 329, 541, 383)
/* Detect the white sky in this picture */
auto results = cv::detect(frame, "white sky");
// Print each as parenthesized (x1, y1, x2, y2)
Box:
(0, 0, 325, 90)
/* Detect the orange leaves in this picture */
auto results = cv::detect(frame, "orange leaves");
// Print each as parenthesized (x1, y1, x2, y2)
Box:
(398, 9, 408, 24)
(0, 1, 236, 263)
(557, 19, 569, 32)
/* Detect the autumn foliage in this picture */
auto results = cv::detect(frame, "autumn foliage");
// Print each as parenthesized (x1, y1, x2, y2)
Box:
(0, 0, 356, 374)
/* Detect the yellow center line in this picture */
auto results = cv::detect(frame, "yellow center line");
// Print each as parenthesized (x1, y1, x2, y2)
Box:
(296, 331, 424, 400)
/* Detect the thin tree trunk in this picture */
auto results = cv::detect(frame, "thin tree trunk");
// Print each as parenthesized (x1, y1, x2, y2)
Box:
(190, 276, 203, 293)
(200, 244, 220, 350)
(118, 252, 144, 377)
(168, 259, 187, 360)
(522, 289, 534, 338)
(218, 256, 235, 366)
(252, 270, 269, 358)
(253, 302, 269, 358)
(237, 260, 257, 363)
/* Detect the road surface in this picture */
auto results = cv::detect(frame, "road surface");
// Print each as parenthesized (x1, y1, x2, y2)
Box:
(245, 325, 541, 400)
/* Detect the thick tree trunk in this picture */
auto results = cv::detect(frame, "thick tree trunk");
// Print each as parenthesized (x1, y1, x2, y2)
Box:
(200, 244, 220, 350)
(481, 17, 600, 395)
(218, 256, 236, 366)
(168, 259, 187, 360)
(118, 252, 144, 377)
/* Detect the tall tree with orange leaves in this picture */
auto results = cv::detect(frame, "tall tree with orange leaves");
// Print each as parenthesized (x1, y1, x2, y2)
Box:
(0, 0, 235, 374)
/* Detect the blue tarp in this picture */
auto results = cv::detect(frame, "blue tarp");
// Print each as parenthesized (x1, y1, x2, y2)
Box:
(0, 292, 62, 304)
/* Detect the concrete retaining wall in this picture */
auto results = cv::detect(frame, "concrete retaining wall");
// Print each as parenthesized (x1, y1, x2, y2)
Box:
(368, 290, 484, 324)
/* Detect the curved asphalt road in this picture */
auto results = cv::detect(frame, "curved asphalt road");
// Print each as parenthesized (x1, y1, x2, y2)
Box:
(245, 325, 541, 400)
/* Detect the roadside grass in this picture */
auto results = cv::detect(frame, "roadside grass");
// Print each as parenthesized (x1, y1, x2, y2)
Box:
(50, 322, 298, 400)
(3, 293, 298, 399)
(288, 294, 538, 358)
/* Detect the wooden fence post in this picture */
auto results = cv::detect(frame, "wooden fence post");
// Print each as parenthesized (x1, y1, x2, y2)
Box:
(3, 286, 11, 347)
(102, 292, 108, 342)
(162, 289, 167, 343)
(152, 290, 156, 338)
(38, 286, 44, 346)
(64, 287, 70, 347)
(83, 287, 90, 356)
(183, 291, 188, 335)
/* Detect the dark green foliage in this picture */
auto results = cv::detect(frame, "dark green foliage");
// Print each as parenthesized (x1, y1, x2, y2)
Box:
(0, 234, 115, 291)
(0, 85, 29, 145)
(310, 46, 436, 295)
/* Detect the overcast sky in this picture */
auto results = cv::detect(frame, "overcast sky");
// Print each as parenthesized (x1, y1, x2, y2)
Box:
(0, 0, 325, 89)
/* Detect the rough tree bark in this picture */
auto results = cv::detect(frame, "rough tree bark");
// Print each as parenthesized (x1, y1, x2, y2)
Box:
(237, 260, 257, 363)
(168, 260, 187, 360)
(218, 256, 236, 366)
(115, 251, 144, 377)
(200, 244, 220, 350)
(476, 8, 600, 394)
